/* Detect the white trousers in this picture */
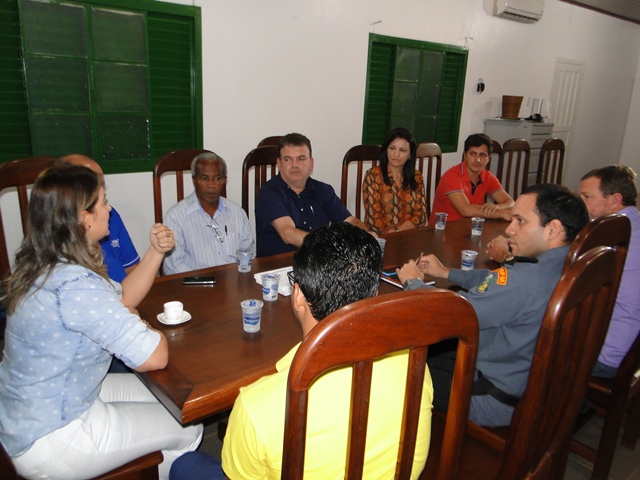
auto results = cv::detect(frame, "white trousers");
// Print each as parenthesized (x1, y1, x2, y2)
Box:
(13, 374, 203, 480)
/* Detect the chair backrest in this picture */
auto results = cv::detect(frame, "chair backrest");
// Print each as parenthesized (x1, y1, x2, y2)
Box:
(497, 138, 530, 199)
(152, 149, 226, 224)
(416, 142, 442, 219)
(257, 136, 283, 147)
(486, 140, 503, 172)
(241, 146, 279, 220)
(536, 138, 565, 185)
(0, 156, 57, 280)
(498, 246, 621, 479)
(563, 213, 631, 273)
(282, 289, 479, 480)
(340, 144, 382, 220)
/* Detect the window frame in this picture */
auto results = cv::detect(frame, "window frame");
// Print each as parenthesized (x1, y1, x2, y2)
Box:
(0, 0, 203, 174)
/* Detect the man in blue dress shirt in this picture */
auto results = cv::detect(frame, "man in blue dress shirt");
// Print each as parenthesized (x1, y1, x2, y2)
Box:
(255, 133, 373, 257)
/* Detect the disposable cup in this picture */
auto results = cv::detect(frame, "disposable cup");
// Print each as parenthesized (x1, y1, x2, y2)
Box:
(261, 273, 280, 302)
(471, 217, 485, 236)
(163, 301, 183, 323)
(236, 248, 253, 273)
(240, 299, 263, 333)
(461, 250, 478, 271)
(435, 212, 448, 230)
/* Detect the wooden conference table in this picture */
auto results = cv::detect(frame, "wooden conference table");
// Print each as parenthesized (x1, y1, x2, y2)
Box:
(136, 217, 507, 425)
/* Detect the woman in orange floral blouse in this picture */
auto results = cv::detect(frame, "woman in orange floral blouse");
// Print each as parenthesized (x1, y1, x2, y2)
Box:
(363, 128, 427, 234)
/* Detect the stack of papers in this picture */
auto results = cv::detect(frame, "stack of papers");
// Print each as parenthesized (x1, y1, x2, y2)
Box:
(254, 266, 294, 297)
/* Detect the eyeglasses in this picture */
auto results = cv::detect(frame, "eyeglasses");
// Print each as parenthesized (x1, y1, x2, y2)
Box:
(287, 270, 295, 286)
(206, 223, 224, 243)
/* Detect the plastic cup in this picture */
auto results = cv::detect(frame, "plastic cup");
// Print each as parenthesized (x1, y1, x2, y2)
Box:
(471, 217, 485, 236)
(240, 299, 263, 333)
(236, 248, 253, 273)
(377, 238, 387, 255)
(261, 273, 280, 302)
(163, 301, 183, 323)
(435, 212, 448, 230)
(461, 250, 478, 271)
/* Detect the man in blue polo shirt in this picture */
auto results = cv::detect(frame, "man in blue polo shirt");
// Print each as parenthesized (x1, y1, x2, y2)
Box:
(255, 133, 373, 257)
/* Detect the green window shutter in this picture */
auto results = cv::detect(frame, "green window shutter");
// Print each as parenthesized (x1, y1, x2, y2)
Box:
(362, 41, 394, 145)
(435, 52, 467, 152)
(148, 12, 201, 162)
(0, 0, 31, 163)
(2, 0, 201, 172)
(362, 34, 467, 153)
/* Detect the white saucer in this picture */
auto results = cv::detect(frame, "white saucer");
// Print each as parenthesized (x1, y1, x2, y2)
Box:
(157, 311, 192, 325)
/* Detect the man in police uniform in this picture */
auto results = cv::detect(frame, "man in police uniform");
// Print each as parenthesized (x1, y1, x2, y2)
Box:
(397, 183, 589, 427)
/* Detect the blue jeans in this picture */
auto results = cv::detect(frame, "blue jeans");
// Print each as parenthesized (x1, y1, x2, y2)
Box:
(169, 452, 225, 480)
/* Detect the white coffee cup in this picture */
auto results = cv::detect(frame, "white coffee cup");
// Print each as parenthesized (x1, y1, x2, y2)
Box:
(163, 301, 184, 323)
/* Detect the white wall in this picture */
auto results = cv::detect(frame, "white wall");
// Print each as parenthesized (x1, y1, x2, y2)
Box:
(3, 0, 640, 260)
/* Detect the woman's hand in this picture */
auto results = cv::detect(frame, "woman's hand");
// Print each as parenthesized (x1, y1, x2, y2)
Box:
(150, 224, 175, 254)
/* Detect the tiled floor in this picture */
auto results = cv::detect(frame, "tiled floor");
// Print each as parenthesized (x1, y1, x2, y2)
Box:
(200, 413, 640, 479)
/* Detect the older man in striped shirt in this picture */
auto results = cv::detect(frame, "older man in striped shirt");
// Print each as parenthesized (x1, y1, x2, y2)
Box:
(163, 153, 254, 275)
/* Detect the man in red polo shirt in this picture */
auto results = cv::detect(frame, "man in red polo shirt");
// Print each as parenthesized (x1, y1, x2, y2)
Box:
(429, 133, 514, 225)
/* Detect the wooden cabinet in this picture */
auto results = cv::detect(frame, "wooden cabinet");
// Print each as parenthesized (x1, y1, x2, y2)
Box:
(484, 119, 554, 186)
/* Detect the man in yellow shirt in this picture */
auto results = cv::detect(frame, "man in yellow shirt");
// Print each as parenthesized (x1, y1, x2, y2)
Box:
(169, 222, 433, 480)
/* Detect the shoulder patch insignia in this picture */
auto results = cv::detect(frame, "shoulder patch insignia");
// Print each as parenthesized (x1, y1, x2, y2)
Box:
(476, 272, 496, 293)
(494, 267, 508, 286)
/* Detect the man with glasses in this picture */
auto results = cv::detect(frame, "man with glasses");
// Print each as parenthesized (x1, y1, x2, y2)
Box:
(255, 132, 373, 257)
(163, 153, 254, 274)
(429, 133, 514, 225)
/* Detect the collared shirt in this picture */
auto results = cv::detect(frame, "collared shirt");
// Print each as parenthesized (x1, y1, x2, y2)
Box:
(406, 245, 568, 426)
(99, 207, 140, 283)
(221, 343, 432, 479)
(163, 194, 255, 275)
(255, 174, 351, 257)
(362, 166, 427, 233)
(0, 264, 160, 457)
(429, 163, 504, 225)
(598, 206, 640, 368)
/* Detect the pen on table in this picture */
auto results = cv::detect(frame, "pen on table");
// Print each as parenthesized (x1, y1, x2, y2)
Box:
(224, 225, 228, 235)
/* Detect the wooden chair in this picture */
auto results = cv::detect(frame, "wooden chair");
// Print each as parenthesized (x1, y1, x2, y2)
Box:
(339, 144, 381, 220)
(416, 142, 442, 219)
(563, 213, 631, 272)
(241, 145, 279, 219)
(496, 139, 530, 199)
(152, 149, 226, 224)
(423, 246, 621, 479)
(257, 135, 283, 147)
(0, 156, 57, 280)
(536, 138, 565, 184)
(0, 443, 163, 480)
(564, 214, 638, 480)
(282, 289, 479, 480)
(486, 140, 503, 172)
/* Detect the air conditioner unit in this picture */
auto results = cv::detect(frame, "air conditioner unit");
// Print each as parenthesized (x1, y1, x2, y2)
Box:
(494, 0, 544, 23)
